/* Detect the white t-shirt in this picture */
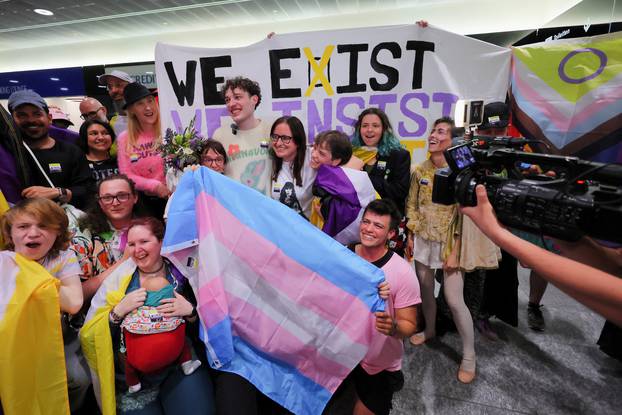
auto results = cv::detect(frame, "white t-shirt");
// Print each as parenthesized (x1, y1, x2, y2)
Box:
(38, 249, 82, 281)
(213, 119, 272, 196)
(270, 150, 316, 219)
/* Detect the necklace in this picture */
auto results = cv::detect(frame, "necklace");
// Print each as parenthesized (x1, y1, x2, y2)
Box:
(138, 260, 165, 276)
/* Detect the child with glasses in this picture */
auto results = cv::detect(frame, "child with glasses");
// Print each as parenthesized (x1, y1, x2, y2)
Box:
(269, 116, 316, 219)
(200, 140, 228, 174)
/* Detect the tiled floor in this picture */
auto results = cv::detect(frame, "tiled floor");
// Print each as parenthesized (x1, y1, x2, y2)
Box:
(390, 266, 622, 414)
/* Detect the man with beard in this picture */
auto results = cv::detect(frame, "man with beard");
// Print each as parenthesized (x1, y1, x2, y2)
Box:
(8, 89, 94, 210)
(97, 70, 132, 135)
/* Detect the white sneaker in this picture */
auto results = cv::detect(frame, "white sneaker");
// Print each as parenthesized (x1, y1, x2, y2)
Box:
(128, 383, 142, 393)
(181, 360, 202, 375)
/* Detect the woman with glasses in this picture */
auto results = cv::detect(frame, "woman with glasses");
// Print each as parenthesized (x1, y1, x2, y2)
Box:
(78, 119, 119, 181)
(72, 174, 142, 301)
(200, 140, 228, 174)
(269, 116, 316, 219)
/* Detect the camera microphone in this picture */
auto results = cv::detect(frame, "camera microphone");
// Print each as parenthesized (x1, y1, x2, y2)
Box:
(231, 124, 239, 135)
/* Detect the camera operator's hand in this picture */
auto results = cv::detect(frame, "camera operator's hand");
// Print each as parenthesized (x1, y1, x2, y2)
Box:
(459, 185, 504, 240)
(459, 185, 622, 327)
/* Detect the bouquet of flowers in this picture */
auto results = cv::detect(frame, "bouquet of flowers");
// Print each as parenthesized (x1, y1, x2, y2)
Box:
(159, 118, 208, 191)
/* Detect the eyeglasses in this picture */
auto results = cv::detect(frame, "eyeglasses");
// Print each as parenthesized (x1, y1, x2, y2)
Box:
(81, 107, 105, 120)
(270, 134, 293, 144)
(202, 156, 225, 166)
(98, 192, 131, 204)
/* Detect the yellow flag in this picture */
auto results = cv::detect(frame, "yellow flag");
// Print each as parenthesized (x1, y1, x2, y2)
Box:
(80, 260, 135, 415)
(0, 252, 69, 415)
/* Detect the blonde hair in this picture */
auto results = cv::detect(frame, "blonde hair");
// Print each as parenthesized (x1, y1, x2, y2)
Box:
(1, 198, 70, 258)
(126, 98, 162, 150)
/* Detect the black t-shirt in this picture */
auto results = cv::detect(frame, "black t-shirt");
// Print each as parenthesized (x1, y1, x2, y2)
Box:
(27, 139, 95, 209)
(88, 157, 119, 182)
(347, 244, 394, 268)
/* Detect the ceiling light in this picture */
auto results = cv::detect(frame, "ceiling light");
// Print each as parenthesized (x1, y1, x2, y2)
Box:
(33, 9, 54, 16)
(9, 79, 19, 83)
(145, 71, 153, 74)
(50, 77, 59, 81)
(60, 87, 68, 91)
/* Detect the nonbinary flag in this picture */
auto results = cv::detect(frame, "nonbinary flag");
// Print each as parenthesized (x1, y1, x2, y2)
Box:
(311, 164, 377, 245)
(0, 251, 69, 415)
(162, 167, 385, 415)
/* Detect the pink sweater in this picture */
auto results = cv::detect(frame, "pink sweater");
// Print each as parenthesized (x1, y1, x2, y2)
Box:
(117, 131, 165, 194)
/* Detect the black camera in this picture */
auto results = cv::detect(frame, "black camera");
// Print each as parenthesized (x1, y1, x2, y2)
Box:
(432, 141, 622, 243)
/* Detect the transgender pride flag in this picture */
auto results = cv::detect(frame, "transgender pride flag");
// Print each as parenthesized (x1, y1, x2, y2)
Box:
(162, 167, 386, 415)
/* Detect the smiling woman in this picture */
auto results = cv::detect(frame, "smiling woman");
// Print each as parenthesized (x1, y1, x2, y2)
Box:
(351, 107, 411, 256)
(116, 82, 169, 218)
(78, 119, 119, 181)
(269, 116, 316, 219)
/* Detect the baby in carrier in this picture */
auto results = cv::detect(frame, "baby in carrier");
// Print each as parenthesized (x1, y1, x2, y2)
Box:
(121, 275, 201, 393)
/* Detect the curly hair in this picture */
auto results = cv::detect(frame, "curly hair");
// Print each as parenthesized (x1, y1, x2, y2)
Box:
(219, 76, 262, 109)
(351, 107, 403, 157)
(1, 198, 70, 258)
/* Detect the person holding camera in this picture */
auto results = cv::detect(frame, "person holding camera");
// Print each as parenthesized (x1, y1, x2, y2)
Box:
(405, 116, 477, 384)
(460, 184, 622, 327)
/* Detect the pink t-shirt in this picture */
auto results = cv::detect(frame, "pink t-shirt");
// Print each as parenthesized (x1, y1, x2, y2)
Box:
(117, 131, 165, 194)
(361, 252, 421, 374)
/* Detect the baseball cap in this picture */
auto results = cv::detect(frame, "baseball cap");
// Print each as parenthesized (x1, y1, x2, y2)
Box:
(479, 101, 509, 130)
(7, 89, 48, 112)
(48, 106, 74, 126)
(97, 69, 133, 85)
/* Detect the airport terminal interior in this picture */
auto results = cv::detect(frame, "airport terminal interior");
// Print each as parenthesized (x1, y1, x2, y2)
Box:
(1, 1, 621, 414)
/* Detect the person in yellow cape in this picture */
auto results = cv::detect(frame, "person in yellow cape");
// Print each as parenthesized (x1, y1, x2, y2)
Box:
(0, 198, 85, 415)
(80, 217, 214, 415)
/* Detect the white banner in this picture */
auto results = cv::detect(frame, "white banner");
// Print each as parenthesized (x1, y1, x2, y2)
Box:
(155, 24, 510, 163)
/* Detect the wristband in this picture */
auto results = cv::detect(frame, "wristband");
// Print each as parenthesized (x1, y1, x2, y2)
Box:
(109, 309, 123, 324)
